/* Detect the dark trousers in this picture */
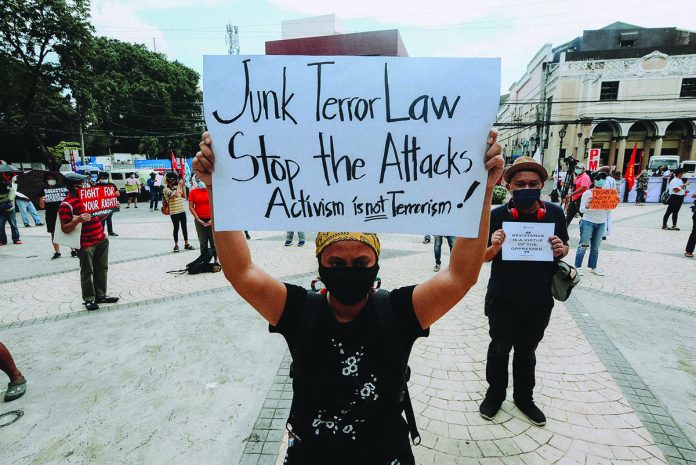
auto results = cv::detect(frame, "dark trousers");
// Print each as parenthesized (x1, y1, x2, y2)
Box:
(194, 218, 216, 258)
(0, 209, 20, 244)
(663, 195, 684, 227)
(101, 213, 115, 235)
(77, 238, 109, 302)
(636, 188, 646, 204)
(434, 235, 455, 264)
(170, 212, 188, 242)
(150, 189, 159, 209)
(687, 214, 696, 254)
(484, 292, 554, 403)
(565, 199, 580, 226)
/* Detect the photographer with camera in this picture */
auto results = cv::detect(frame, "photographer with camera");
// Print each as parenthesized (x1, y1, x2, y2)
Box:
(565, 163, 591, 227)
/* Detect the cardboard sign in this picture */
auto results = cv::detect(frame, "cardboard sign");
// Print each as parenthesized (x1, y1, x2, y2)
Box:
(78, 185, 120, 216)
(588, 148, 600, 171)
(588, 188, 620, 210)
(502, 221, 554, 262)
(203, 55, 500, 237)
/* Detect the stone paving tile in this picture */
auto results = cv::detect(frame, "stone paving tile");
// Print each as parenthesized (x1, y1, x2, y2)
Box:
(3, 202, 691, 464)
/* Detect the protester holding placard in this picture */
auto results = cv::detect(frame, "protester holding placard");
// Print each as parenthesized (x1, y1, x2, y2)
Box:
(662, 168, 688, 230)
(574, 172, 617, 276)
(58, 172, 119, 311)
(193, 130, 504, 464)
(480, 156, 569, 427)
(124, 172, 141, 208)
(40, 172, 69, 259)
(97, 172, 119, 237)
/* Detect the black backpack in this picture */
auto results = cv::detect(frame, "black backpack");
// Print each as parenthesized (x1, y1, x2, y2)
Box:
(167, 249, 219, 275)
(286, 289, 421, 446)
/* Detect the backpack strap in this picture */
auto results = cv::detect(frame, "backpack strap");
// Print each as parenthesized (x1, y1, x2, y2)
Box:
(371, 290, 421, 445)
(286, 290, 324, 438)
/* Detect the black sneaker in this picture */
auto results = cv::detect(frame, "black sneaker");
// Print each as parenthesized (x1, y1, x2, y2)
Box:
(96, 296, 119, 304)
(70, 250, 78, 258)
(108, 233, 119, 237)
(51, 252, 61, 260)
(284, 240, 292, 246)
(298, 240, 305, 247)
(84, 301, 100, 311)
(479, 396, 503, 421)
(515, 400, 546, 426)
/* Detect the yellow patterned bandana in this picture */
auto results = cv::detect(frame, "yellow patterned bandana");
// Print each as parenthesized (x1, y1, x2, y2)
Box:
(315, 232, 381, 258)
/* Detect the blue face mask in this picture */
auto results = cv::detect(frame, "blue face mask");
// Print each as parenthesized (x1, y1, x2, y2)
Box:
(512, 188, 541, 209)
(594, 179, 606, 188)
(574, 168, 583, 175)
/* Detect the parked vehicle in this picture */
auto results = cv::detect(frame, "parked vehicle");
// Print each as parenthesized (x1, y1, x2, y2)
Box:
(647, 155, 679, 175)
(680, 160, 696, 175)
(109, 168, 155, 201)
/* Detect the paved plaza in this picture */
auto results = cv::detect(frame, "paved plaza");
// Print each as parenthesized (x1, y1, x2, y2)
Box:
(1, 201, 695, 464)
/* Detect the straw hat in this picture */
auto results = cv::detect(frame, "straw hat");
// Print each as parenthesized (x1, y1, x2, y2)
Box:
(503, 156, 548, 183)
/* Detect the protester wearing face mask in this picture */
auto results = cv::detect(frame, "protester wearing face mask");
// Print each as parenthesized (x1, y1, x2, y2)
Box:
(164, 172, 194, 253)
(124, 172, 141, 208)
(58, 172, 119, 311)
(193, 130, 504, 465)
(565, 163, 591, 226)
(480, 156, 569, 427)
(39, 173, 69, 259)
(188, 177, 217, 264)
(574, 172, 616, 276)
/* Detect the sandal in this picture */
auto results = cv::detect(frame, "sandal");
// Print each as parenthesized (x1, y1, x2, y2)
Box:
(173, 245, 180, 253)
(685, 252, 694, 258)
(184, 244, 195, 250)
(4, 377, 27, 402)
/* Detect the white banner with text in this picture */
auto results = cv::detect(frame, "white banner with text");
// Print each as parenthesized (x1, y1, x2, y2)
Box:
(203, 55, 500, 237)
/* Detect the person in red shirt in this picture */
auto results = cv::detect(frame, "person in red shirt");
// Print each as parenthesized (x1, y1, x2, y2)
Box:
(58, 173, 119, 311)
(565, 163, 591, 226)
(188, 177, 217, 264)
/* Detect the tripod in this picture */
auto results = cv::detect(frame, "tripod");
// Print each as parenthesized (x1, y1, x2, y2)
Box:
(559, 170, 576, 208)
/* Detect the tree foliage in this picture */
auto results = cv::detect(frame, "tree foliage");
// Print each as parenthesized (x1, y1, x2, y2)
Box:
(0, 0, 203, 168)
(0, 0, 93, 168)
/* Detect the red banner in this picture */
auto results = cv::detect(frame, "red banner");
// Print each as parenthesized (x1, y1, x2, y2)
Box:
(78, 185, 120, 216)
(624, 143, 638, 192)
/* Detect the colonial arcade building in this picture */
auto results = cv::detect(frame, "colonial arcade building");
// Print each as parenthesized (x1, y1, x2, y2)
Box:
(497, 22, 696, 173)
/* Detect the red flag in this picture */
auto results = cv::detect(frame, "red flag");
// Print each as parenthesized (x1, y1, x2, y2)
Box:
(625, 143, 638, 192)
(171, 151, 178, 173)
(179, 157, 186, 179)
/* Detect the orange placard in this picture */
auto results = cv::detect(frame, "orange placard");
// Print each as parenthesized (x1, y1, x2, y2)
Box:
(588, 188, 619, 210)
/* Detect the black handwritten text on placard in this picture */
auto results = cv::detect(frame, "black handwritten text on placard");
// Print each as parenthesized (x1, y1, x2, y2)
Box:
(204, 55, 500, 236)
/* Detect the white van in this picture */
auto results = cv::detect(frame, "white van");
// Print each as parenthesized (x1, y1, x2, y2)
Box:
(109, 169, 154, 198)
(680, 160, 696, 175)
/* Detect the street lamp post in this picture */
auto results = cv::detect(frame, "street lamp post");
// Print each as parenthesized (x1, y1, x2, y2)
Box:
(557, 126, 567, 188)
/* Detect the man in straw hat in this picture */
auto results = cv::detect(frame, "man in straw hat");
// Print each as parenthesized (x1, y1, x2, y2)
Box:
(480, 156, 569, 426)
(193, 130, 503, 464)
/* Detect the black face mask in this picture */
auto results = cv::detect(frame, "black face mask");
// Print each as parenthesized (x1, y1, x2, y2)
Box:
(318, 264, 379, 306)
(511, 188, 541, 209)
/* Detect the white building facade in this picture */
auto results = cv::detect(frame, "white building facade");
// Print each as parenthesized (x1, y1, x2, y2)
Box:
(497, 23, 696, 174)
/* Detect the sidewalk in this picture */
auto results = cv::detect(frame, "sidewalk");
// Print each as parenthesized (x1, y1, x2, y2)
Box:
(2, 201, 695, 464)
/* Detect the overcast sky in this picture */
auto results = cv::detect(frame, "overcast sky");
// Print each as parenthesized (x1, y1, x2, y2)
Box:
(90, 0, 696, 92)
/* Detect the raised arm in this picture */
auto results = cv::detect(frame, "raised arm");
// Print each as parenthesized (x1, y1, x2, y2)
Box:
(412, 130, 504, 329)
(193, 132, 287, 325)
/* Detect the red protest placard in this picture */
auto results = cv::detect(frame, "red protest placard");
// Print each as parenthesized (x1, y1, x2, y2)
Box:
(78, 185, 120, 215)
(588, 188, 619, 210)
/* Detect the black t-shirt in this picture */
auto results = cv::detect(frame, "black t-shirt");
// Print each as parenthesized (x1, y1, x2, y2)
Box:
(487, 201, 569, 295)
(271, 283, 428, 464)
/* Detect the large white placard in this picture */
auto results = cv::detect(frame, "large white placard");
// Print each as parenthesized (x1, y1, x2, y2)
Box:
(203, 55, 500, 237)
(502, 222, 554, 262)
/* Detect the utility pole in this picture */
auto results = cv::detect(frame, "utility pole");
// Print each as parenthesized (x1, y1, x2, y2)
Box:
(225, 23, 240, 55)
(153, 37, 157, 53)
(79, 122, 86, 165)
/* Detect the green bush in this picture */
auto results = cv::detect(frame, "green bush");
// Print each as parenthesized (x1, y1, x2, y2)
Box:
(492, 185, 507, 204)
